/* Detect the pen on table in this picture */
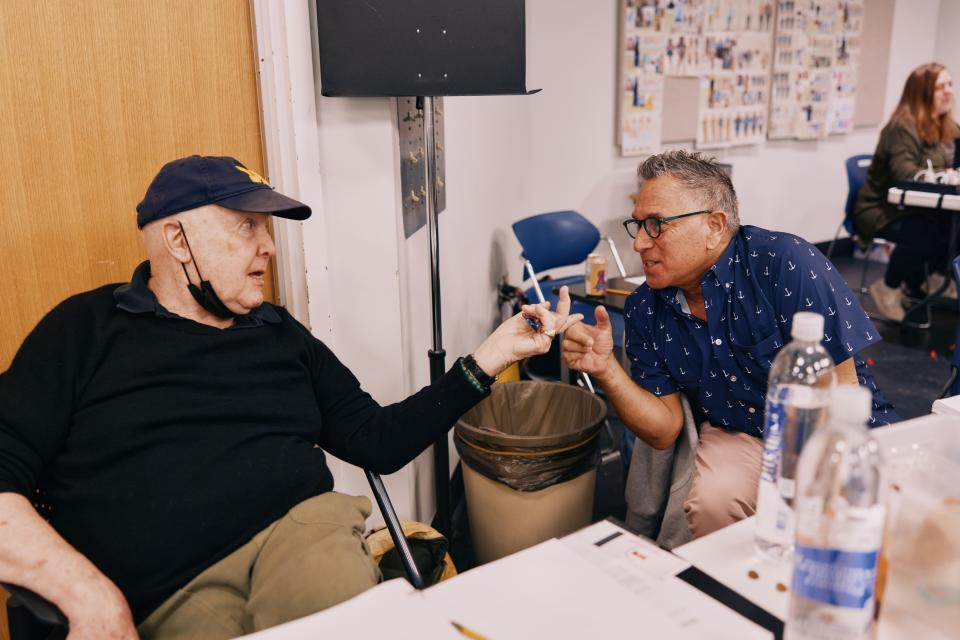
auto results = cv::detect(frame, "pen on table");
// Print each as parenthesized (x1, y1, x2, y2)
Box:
(451, 620, 491, 640)
(606, 288, 632, 296)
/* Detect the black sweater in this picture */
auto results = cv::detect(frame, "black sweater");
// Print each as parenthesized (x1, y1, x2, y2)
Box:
(0, 281, 486, 622)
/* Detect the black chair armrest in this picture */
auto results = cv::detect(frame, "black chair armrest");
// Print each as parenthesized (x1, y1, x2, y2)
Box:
(3, 582, 68, 639)
(365, 471, 426, 590)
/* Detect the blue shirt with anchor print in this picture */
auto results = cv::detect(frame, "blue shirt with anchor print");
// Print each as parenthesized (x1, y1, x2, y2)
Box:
(623, 225, 898, 435)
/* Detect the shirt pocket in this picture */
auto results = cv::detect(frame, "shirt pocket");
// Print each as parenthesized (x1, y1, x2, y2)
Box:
(734, 331, 783, 369)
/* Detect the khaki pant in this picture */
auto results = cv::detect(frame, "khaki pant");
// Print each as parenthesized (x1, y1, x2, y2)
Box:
(138, 492, 379, 640)
(683, 422, 763, 538)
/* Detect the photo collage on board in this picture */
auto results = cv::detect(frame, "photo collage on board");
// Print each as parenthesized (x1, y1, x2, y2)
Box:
(768, 0, 864, 140)
(619, 0, 776, 154)
(618, 0, 864, 154)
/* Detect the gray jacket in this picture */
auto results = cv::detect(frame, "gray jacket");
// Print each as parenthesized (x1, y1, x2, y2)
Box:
(624, 396, 697, 549)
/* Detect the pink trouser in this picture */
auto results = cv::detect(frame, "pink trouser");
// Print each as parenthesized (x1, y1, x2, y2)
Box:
(683, 421, 763, 538)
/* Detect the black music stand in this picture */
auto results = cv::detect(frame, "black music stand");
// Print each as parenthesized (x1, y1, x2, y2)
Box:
(315, 0, 536, 537)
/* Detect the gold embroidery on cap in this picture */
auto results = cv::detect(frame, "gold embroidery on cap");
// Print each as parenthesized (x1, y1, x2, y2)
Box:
(235, 165, 268, 185)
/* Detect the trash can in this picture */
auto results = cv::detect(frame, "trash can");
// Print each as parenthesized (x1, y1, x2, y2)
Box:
(455, 381, 605, 564)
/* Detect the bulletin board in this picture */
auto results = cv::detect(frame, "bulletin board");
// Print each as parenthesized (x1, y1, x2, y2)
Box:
(617, 0, 894, 154)
(693, 6, 774, 149)
(767, 0, 864, 140)
(618, 1, 775, 155)
(619, 17, 667, 155)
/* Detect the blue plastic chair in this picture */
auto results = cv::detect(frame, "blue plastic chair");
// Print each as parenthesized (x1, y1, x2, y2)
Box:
(511, 210, 625, 346)
(842, 154, 873, 234)
(826, 155, 899, 301)
(827, 155, 872, 258)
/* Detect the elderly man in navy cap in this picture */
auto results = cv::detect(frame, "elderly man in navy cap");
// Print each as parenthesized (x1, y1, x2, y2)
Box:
(0, 156, 581, 639)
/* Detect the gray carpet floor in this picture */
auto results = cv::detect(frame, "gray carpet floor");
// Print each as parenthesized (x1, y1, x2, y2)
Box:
(860, 340, 951, 420)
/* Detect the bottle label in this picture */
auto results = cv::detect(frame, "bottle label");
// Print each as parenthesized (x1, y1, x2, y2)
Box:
(790, 502, 885, 638)
(755, 479, 790, 545)
(792, 545, 879, 609)
(756, 399, 791, 543)
(760, 399, 785, 484)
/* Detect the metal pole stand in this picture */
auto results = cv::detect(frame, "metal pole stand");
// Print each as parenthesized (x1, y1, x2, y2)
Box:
(418, 95, 451, 537)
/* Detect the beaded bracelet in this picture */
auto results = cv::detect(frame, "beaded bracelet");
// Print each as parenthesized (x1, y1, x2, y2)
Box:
(459, 355, 494, 393)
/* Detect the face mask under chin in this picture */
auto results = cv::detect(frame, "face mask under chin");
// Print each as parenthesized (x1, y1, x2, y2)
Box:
(178, 222, 240, 320)
(186, 278, 239, 319)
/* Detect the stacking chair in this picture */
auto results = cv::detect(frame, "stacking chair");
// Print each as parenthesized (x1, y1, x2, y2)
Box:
(511, 210, 627, 360)
(826, 154, 884, 295)
(3, 471, 424, 639)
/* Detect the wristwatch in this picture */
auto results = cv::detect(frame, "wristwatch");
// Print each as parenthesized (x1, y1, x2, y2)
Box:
(462, 354, 497, 389)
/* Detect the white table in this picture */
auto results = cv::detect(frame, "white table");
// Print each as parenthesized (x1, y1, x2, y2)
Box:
(673, 515, 951, 639)
(674, 517, 790, 620)
(672, 415, 960, 640)
(931, 392, 960, 414)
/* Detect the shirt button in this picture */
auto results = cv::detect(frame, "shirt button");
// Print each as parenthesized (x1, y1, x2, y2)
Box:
(730, 375, 738, 382)
(749, 407, 756, 414)
(724, 283, 731, 289)
(714, 338, 722, 346)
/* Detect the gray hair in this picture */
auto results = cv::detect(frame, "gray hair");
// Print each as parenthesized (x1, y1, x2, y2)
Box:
(638, 150, 740, 232)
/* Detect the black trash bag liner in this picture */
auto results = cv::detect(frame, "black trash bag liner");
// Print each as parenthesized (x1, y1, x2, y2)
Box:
(455, 381, 605, 492)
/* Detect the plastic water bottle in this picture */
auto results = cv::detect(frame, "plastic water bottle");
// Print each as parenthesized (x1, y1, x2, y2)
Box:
(755, 312, 835, 560)
(785, 385, 885, 640)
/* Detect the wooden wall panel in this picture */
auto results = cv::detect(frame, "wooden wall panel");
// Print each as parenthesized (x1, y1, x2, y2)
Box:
(0, 587, 8, 640)
(0, 1, 272, 371)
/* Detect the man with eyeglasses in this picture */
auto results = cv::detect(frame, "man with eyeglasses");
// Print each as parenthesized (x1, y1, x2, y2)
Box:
(562, 150, 897, 542)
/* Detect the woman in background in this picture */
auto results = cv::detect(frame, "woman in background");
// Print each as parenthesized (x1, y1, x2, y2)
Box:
(854, 62, 958, 322)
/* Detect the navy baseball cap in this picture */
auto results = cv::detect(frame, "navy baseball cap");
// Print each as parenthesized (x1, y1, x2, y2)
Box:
(136, 155, 311, 228)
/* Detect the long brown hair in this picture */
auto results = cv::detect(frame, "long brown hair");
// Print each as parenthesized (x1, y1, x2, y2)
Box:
(890, 62, 958, 145)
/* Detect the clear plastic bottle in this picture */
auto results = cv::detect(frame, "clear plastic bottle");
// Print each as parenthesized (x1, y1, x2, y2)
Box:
(755, 312, 835, 560)
(785, 385, 885, 640)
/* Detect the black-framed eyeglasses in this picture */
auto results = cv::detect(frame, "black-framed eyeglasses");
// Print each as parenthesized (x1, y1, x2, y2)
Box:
(622, 209, 712, 239)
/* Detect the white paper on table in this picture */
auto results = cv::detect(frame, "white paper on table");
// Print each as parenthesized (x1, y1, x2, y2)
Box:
(562, 520, 691, 578)
(563, 521, 772, 640)
(238, 579, 461, 639)
(624, 275, 647, 286)
(425, 538, 699, 640)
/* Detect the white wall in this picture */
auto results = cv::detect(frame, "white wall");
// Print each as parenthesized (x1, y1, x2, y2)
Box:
(935, 0, 960, 79)
(257, 0, 954, 525)
(887, 0, 941, 115)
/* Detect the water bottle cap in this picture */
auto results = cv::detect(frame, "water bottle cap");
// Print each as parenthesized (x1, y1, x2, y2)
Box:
(790, 312, 825, 342)
(829, 385, 872, 424)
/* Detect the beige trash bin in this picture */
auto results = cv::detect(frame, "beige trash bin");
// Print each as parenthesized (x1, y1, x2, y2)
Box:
(455, 381, 605, 564)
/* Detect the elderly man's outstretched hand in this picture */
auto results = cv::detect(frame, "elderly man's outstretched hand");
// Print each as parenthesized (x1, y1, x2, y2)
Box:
(472, 286, 584, 378)
(561, 305, 615, 378)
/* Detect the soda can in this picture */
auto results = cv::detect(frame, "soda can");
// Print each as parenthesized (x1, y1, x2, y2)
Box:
(585, 254, 607, 297)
